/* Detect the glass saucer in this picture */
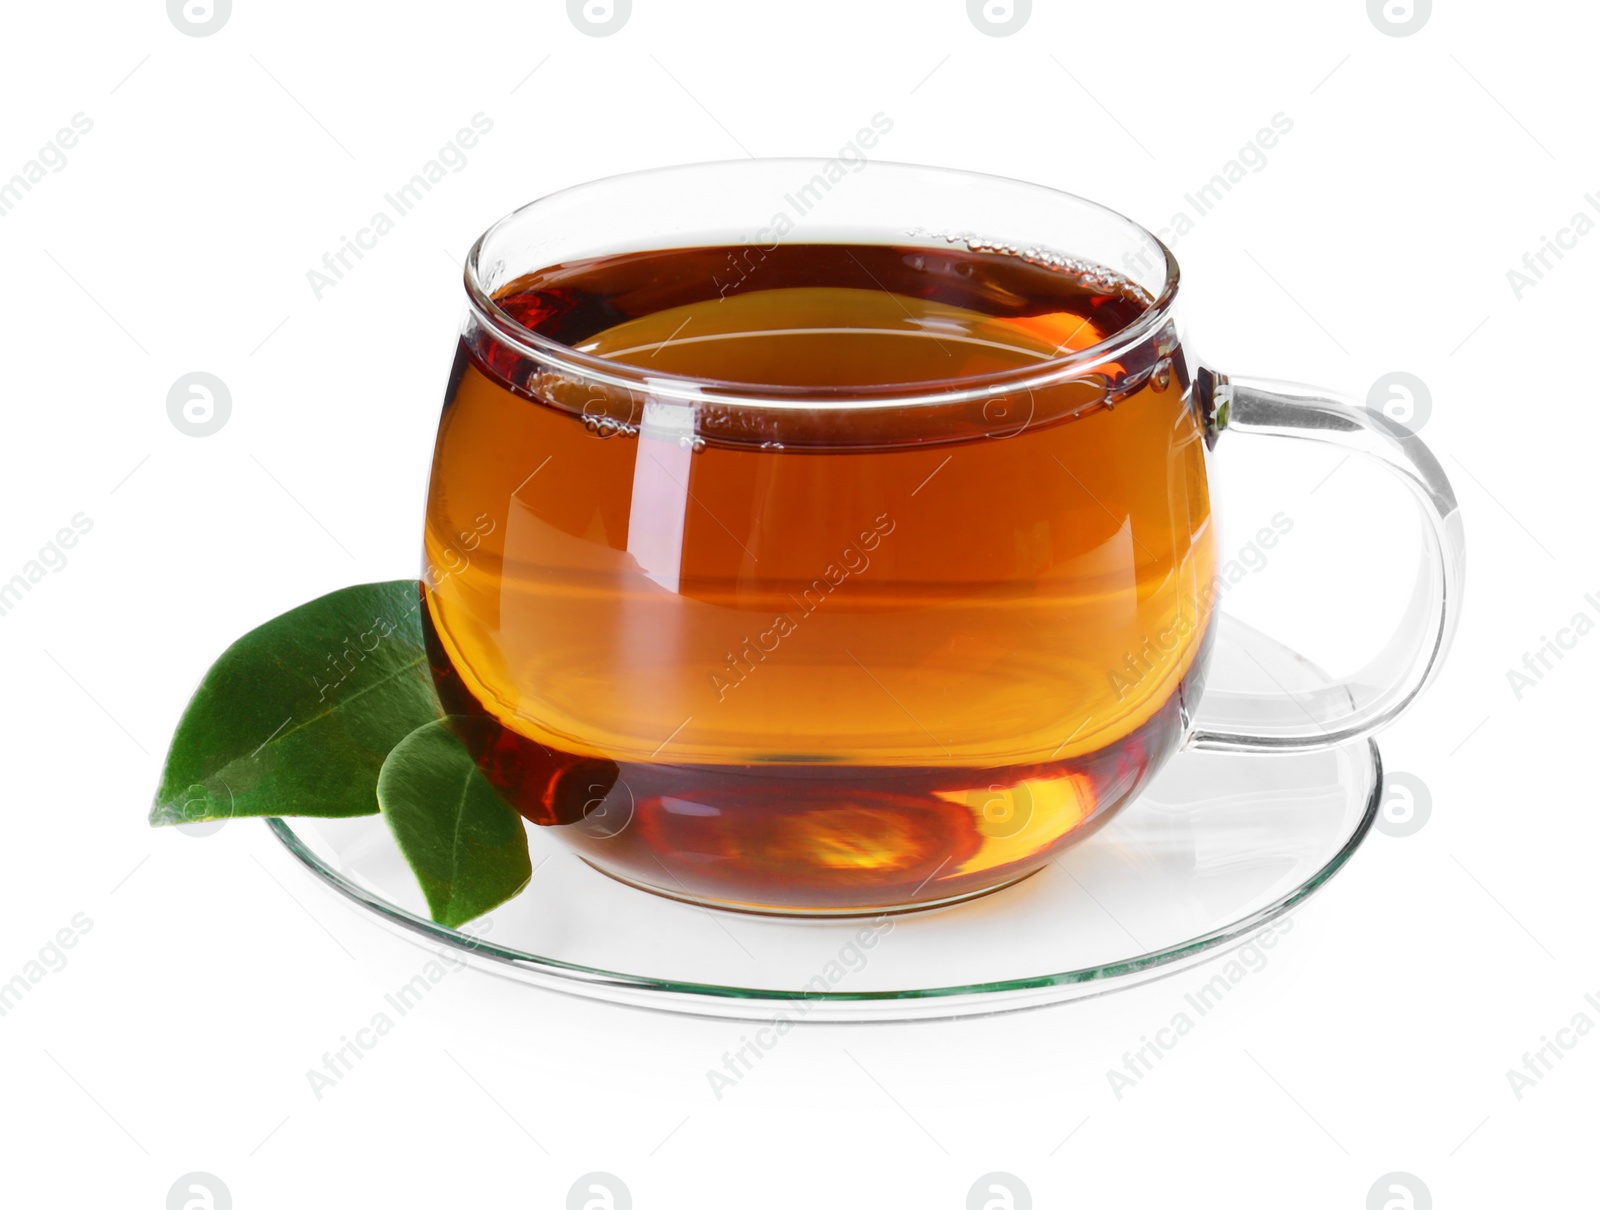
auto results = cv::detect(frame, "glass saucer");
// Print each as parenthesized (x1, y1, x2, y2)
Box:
(269, 616, 1380, 1021)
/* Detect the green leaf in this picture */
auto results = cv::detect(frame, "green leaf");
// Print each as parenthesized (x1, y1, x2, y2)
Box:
(149, 580, 442, 826)
(377, 719, 532, 927)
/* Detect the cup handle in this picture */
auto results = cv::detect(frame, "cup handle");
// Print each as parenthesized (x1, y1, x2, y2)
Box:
(1185, 369, 1466, 752)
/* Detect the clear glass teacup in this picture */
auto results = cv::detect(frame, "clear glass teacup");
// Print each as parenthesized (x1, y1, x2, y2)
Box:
(420, 159, 1463, 915)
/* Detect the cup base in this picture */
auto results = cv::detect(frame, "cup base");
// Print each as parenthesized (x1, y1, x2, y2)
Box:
(577, 857, 1047, 918)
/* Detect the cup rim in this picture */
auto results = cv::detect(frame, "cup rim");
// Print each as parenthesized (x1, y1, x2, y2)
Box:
(462, 157, 1181, 410)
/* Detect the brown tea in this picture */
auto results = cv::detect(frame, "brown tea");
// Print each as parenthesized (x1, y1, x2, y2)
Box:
(422, 242, 1216, 913)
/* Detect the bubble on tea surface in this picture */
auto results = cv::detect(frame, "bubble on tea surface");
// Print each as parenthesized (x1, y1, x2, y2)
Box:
(1374, 772, 1431, 838)
(967, 1172, 1031, 1210)
(579, 388, 640, 439)
(1367, 0, 1430, 37)
(567, 1172, 631, 1210)
(1367, 1172, 1431, 1210)
(568, 0, 631, 36)
(167, 1172, 231, 1210)
(167, 0, 231, 36)
(967, 0, 1032, 37)
(167, 372, 232, 437)
(904, 227, 1150, 302)
(1365, 371, 1431, 433)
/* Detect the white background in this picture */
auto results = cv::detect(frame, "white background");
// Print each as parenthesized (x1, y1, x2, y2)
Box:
(2, 0, 1594, 1205)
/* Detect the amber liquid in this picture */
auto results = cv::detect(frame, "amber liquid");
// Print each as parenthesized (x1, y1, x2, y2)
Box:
(423, 243, 1216, 913)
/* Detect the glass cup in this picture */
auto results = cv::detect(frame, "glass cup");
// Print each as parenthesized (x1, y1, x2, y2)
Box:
(421, 159, 1464, 916)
